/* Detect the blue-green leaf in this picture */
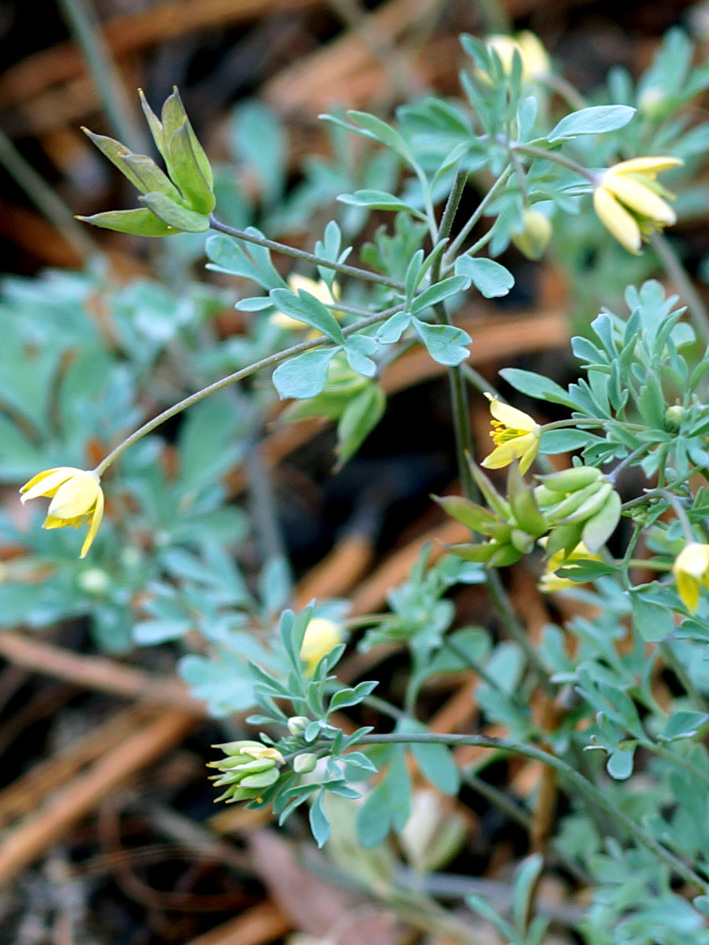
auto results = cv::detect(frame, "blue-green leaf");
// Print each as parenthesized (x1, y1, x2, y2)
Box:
(455, 256, 515, 298)
(547, 105, 636, 142)
(272, 347, 340, 399)
(413, 319, 471, 366)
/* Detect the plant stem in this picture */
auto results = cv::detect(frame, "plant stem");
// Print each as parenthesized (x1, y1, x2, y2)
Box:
(512, 142, 596, 182)
(431, 169, 476, 500)
(444, 166, 513, 263)
(650, 231, 709, 346)
(485, 568, 556, 696)
(209, 216, 405, 292)
(94, 306, 398, 476)
(352, 732, 709, 894)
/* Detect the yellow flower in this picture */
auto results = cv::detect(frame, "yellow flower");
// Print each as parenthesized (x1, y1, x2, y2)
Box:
(672, 542, 709, 613)
(539, 541, 599, 593)
(485, 31, 550, 82)
(593, 156, 683, 254)
(300, 617, 344, 675)
(20, 467, 104, 558)
(271, 275, 341, 331)
(481, 395, 541, 475)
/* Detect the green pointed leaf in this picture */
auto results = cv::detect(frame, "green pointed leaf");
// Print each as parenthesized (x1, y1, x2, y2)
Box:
(165, 122, 215, 213)
(547, 105, 636, 142)
(140, 191, 209, 232)
(77, 208, 173, 237)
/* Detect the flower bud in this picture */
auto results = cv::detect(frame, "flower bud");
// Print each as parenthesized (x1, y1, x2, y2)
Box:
(664, 404, 685, 430)
(287, 716, 310, 736)
(512, 209, 552, 260)
(293, 753, 318, 774)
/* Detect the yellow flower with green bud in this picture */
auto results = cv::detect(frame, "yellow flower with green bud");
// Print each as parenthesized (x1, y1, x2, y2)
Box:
(78, 87, 215, 237)
(481, 395, 541, 475)
(20, 467, 104, 558)
(672, 542, 709, 613)
(208, 740, 285, 804)
(300, 617, 345, 675)
(593, 156, 682, 254)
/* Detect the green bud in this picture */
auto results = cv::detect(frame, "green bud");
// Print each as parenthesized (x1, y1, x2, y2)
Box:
(287, 716, 310, 736)
(293, 753, 318, 774)
(664, 404, 685, 430)
(512, 208, 552, 260)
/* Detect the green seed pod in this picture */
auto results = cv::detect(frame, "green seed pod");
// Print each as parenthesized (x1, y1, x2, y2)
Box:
(582, 490, 622, 552)
(543, 481, 606, 523)
(538, 466, 603, 493)
(553, 481, 613, 525)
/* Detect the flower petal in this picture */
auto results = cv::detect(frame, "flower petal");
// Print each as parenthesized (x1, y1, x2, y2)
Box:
(486, 395, 538, 432)
(48, 472, 101, 520)
(481, 439, 526, 469)
(80, 488, 104, 558)
(593, 187, 641, 254)
(20, 467, 82, 502)
(613, 156, 683, 176)
(677, 572, 701, 613)
(603, 174, 676, 224)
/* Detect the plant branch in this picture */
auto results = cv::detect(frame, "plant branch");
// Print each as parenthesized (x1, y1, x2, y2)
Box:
(209, 216, 405, 292)
(352, 732, 709, 894)
(94, 306, 399, 475)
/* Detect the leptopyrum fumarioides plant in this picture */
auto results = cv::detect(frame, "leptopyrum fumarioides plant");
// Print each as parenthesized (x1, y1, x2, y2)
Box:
(8, 26, 709, 945)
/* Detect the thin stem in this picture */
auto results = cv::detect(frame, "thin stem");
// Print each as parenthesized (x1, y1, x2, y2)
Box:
(511, 142, 596, 183)
(438, 166, 469, 246)
(431, 168, 475, 499)
(351, 732, 709, 894)
(444, 166, 513, 262)
(664, 491, 695, 544)
(56, 0, 147, 154)
(650, 231, 709, 346)
(486, 568, 556, 697)
(622, 467, 701, 510)
(0, 128, 96, 263)
(209, 217, 405, 292)
(94, 307, 398, 476)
